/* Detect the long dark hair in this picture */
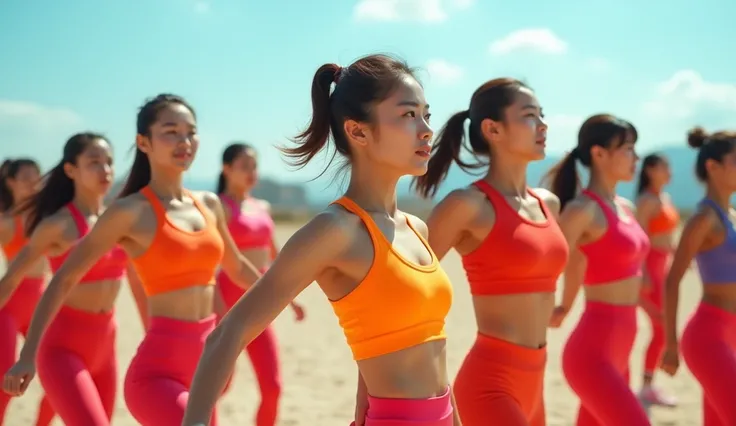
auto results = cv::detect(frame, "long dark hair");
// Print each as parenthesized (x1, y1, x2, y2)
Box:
(118, 94, 196, 198)
(279, 54, 418, 180)
(636, 153, 665, 195)
(0, 158, 40, 213)
(217, 143, 254, 194)
(16, 133, 106, 236)
(544, 115, 637, 210)
(687, 127, 736, 182)
(412, 78, 528, 198)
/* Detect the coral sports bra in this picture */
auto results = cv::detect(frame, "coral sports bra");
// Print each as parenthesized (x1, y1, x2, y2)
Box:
(2, 215, 26, 259)
(462, 180, 569, 295)
(130, 187, 224, 297)
(328, 197, 453, 361)
(647, 193, 680, 235)
(48, 203, 127, 283)
(579, 190, 650, 285)
(220, 194, 273, 250)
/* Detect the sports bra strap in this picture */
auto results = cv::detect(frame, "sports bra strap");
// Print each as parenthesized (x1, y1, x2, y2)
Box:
(141, 187, 209, 222)
(218, 193, 238, 213)
(330, 197, 385, 253)
(66, 203, 89, 235)
(701, 198, 730, 224)
(581, 189, 618, 219)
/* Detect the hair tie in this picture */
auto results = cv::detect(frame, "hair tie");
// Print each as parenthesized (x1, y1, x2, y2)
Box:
(334, 66, 343, 84)
(570, 147, 580, 158)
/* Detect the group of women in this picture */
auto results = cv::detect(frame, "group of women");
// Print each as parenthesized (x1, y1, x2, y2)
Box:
(0, 53, 734, 426)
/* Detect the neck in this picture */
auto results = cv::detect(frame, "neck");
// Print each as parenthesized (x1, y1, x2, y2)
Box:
(223, 186, 249, 204)
(72, 189, 105, 216)
(345, 162, 399, 215)
(587, 171, 618, 200)
(706, 186, 733, 210)
(648, 183, 664, 195)
(485, 156, 528, 196)
(148, 167, 185, 199)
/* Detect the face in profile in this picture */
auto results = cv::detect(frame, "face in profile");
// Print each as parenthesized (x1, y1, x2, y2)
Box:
(68, 139, 114, 195)
(355, 74, 433, 176)
(225, 149, 259, 191)
(647, 158, 672, 188)
(141, 103, 199, 172)
(609, 138, 639, 182)
(708, 148, 736, 191)
(493, 87, 548, 161)
(8, 164, 41, 201)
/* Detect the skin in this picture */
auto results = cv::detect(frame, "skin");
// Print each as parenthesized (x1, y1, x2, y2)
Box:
(426, 87, 561, 349)
(182, 75, 460, 426)
(2, 105, 261, 397)
(549, 132, 643, 328)
(219, 149, 304, 320)
(0, 164, 47, 278)
(661, 148, 736, 376)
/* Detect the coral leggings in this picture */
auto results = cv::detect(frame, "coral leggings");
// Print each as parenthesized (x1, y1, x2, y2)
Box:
(218, 270, 281, 426)
(124, 314, 218, 426)
(0, 277, 55, 426)
(681, 302, 736, 426)
(642, 249, 671, 375)
(36, 305, 117, 426)
(562, 301, 650, 426)
(454, 333, 546, 425)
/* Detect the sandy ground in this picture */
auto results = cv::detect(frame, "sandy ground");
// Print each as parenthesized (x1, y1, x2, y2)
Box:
(4, 222, 704, 425)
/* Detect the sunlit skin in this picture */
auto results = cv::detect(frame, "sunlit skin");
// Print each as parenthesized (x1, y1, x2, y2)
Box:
(426, 87, 560, 350)
(661, 149, 736, 376)
(181, 75, 461, 426)
(549, 133, 642, 328)
(636, 158, 677, 251)
(2, 105, 261, 397)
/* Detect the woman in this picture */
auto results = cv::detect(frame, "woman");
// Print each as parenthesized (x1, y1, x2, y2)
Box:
(634, 153, 679, 407)
(183, 54, 459, 426)
(413, 78, 568, 425)
(661, 127, 736, 425)
(216, 142, 305, 426)
(546, 114, 651, 425)
(3, 95, 262, 426)
(0, 158, 55, 426)
(0, 134, 142, 425)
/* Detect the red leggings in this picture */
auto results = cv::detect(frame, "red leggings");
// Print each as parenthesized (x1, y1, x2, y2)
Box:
(454, 333, 546, 425)
(218, 271, 281, 426)
(36, 305, 117, 426)
(0, 277, 55, 426)
(124, 315, 218, 426)
(562, 301, 649, 426)
(350, 387, 454, 426)
(681, 303, 736, 426)
(642, 249, 671, 375)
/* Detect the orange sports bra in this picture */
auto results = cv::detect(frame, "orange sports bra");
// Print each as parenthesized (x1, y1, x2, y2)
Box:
(648, 194, 680, 235)
(2, 215, 26, 260)
(129, 187, 225, 297)
(328, 197, 453, 361)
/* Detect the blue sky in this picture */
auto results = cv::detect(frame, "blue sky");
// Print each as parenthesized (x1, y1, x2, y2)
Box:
(1, 0, 734, 190)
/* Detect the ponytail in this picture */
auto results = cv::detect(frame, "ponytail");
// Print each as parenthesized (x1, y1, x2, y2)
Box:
(18, 162, 75, 236)
(216, 172, 226, 194)
(119, 148, 151, 198)
(0, 160, 12, 212)
(546, 150, 580, 210)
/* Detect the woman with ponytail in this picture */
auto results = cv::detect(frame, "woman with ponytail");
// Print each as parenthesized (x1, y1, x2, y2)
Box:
(414, 78, 568, 425)
(661, 128, 736, 425)
(215, 142, 305, 426)
(0, 158, 55, 426)
(633, 153, 679, 408)
(0, 134, 144, 425)
(4, 95, 264, 426)
(183, 54, 458, 426)
(545, 115, 650, 425)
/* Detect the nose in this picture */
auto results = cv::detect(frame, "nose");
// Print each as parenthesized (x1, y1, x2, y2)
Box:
(419, 119, 433, 141)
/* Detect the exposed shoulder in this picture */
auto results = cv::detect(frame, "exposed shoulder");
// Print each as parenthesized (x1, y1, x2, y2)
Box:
(636, 192, 660, 209)
(402, 212, 428, 239)
(563, 195, 598, 220)
(532, 187, 560, 217)
(108, 192, 151, 218)
(617, 196, 636, 212)
(291, 205, 361, 253)
(196, 191, 221, 211)
(436, 186, 487, 215)
(253, 198, 271, 212)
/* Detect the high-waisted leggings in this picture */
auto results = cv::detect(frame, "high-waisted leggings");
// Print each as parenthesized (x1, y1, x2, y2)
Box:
(681, 302, 736, 426)
(124, 314, 217, 426)
(642, 249, 671, 375)
(0, 277, 55, 426)
(350, 387, 454, 426)
(454, 333, 546, 425)
(218, 270, 281, 426)
(36, 304, 117, 426)
(562, 301, 650, 426)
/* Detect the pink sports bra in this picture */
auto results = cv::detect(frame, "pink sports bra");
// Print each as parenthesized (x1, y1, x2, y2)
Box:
(579, 190, 650, 285)
(48, 203, 127, 283)
(220, 194, 274, 250)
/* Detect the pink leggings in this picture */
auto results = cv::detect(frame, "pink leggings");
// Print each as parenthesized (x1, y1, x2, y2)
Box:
(642, 249, 671, 375)
(124, 314, 218, 426)
(36, 305, 117, 426)
(218, 271, 281, 426)
(562, 301, 649, 426)
(681, 302, 736, 426)
(350, 387, 454, 426)
(0, 277, 55, 426)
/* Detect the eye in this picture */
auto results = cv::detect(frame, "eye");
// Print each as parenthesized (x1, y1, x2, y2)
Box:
(424, 113, 431, 122)
(403, 111, 416, 118)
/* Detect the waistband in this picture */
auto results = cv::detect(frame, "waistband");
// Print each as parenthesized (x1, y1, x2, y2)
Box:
(470, 333, 547, 370)
(366, 386, 452, 422)
(694, 302, 736, 324)
(148, 314, 217, 337)
(56, 305, 115, 328)
(583, 300, 638, 317)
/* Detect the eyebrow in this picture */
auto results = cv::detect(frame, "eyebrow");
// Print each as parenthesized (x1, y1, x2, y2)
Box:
(521, 104, 540, 110)
(397, 100, 430, 109)
(160, 121, 196, 128)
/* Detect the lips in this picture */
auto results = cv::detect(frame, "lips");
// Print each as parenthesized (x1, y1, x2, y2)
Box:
(415, 146, 431, 157)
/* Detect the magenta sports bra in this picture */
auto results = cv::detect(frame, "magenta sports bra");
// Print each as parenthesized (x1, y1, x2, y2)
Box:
(220, 195, 274, 250)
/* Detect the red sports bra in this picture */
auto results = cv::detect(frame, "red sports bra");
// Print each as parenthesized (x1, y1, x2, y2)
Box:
(48, 203, 127, 283)
(579, 190, 650, 285)
(462, 181, 569, 295)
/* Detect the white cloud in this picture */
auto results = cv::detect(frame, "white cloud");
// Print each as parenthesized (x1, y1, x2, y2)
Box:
(544, 114, 584, 152)
(353, 0, 472, 23)
(0, 101, 83, 156)
(0, 100, 82, 128)
(193, 1, 210, 13)
(642, 70, 736, 119)
(489, 28, 568, 56)
(426, 59, 464, 85)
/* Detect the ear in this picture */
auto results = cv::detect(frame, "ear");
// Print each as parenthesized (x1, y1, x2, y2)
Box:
(62, 162, 75, 180)
(343, 119, 371, 147)
(136, 134, 151, 154)
(705, 158, 719, 176)
(480, 118, 503, 144)
(590, 145, 607, 161)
